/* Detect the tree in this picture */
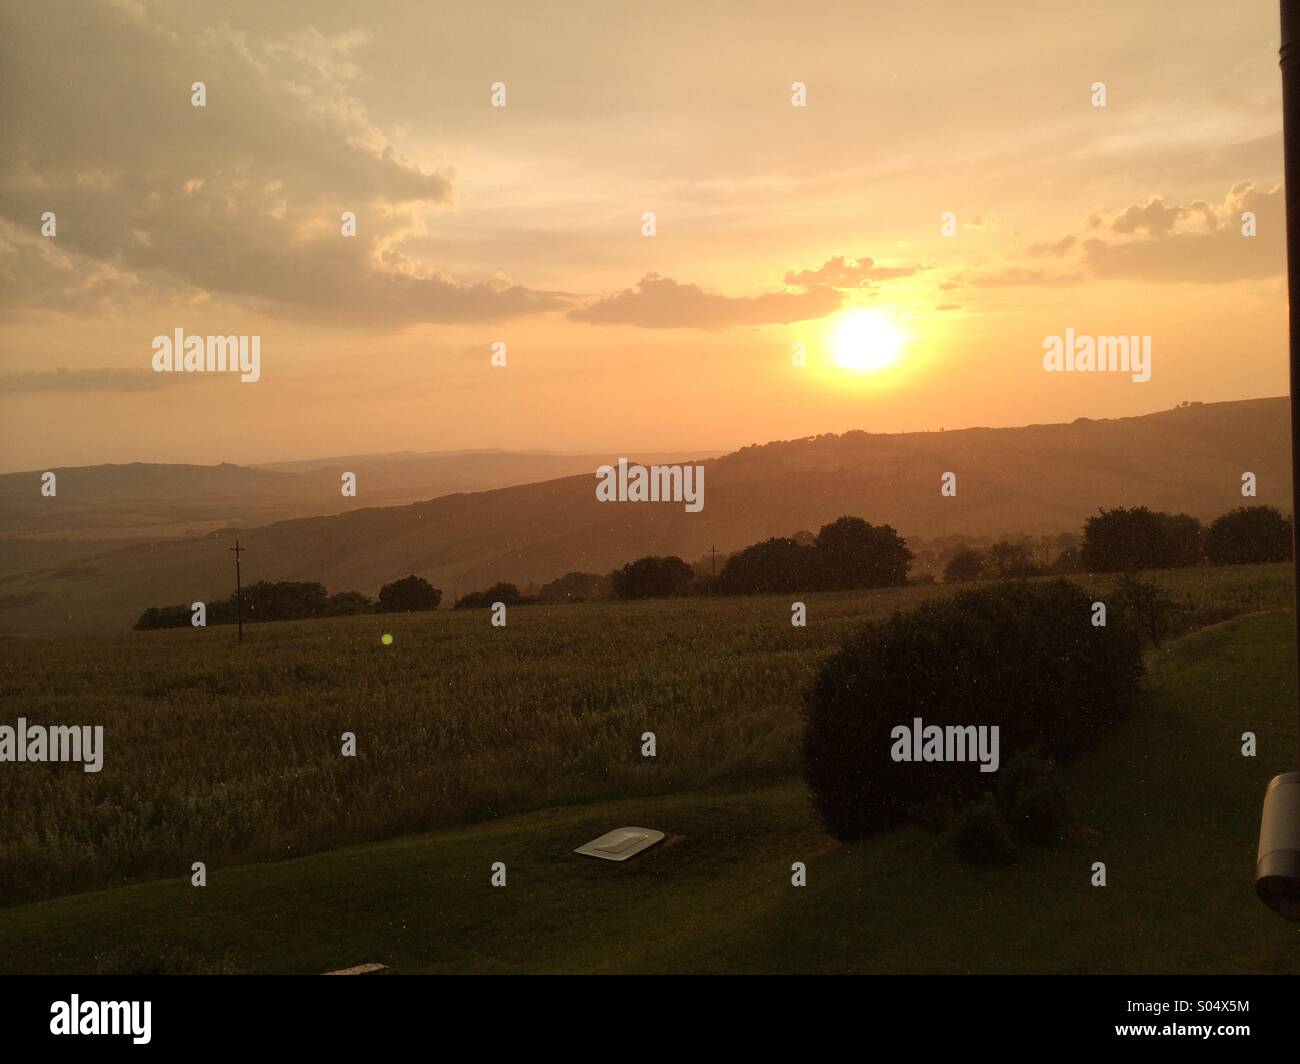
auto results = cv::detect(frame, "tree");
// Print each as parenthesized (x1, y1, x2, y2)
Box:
(377, 575, 441, 613)
(1111, 572, 1179, 647)
(986, 541, 1039, 579)
(1204, 506, 1292, 565)
(813, 516, 912, 590)
(240, 580, 329, 621)
(325, 590, 375, 616)
(943, 548, 985, 583)
(1049, 546, 1083, 573)
(609, 555, 695, 599)
(455, 582, 529, 609)
(539, 571, 607, 603)
(716, 537, 815, 594)
(1081, 507, 1203, 572)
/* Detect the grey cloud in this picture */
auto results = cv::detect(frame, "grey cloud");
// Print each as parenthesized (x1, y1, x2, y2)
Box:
(0, 1, 560, 326)
(569, 273, 842, 329)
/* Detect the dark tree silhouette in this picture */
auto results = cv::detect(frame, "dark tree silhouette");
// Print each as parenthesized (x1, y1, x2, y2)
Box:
(1204, 506, 1293, 565)
(610, 555, 695, 599)
(716, 537, 815, 594)
(813, 516, 912, 590)
(943, 547, 985, 583)
(1081, 507, 1203, 572)
(377, 575, 442, 613)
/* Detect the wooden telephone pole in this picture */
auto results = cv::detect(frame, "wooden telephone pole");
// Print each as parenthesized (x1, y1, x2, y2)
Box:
(707, 545, 720, 579)
(230, 538, 246, 643)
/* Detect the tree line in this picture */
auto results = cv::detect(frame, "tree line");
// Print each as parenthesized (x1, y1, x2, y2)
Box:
(942, 504, 1291, 584)
(135, 504, 1292, 629)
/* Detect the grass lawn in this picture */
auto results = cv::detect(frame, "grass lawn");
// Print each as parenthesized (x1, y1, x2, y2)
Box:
(1, 608, 1295, 974)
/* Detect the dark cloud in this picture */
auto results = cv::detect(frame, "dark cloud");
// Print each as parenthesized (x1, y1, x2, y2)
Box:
(569, 273, 842, 329)
(0, 1, 561, 326)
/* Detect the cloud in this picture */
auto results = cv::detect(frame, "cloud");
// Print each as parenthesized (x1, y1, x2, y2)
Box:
(0, 2, 562, 326)
(783, 255, 918, 289)
(569, 274, 842, 329)
(0, 368, 174, 393)
(1026, 235, 1076, 258)
(1078, 182, 1283, 283)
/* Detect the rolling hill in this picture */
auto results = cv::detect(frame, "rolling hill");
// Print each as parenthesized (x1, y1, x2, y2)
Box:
(0, 397, 1288, 635)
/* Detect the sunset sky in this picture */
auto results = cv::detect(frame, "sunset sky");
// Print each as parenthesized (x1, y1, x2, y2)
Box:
(0, 0, 1289, 472)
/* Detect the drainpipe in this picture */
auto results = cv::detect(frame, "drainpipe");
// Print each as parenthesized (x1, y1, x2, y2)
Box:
(1255, 0, 1300, 920)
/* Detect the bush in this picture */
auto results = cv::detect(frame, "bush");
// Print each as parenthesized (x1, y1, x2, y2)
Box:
(1204, 506, 1293, 565)
(455, 582, 531, 609)
(943, 548, 984, 583)
(996, 751, 1071, 847)
(1081, 506, 1203, 572)
(986, 541, 1040, 579)
(377, 575, 441, 613)
(716, 537, 815, 594)
(951, 795, 1018, 864)
(609, 555, 695, 599)
(802, 579, 1144, 841)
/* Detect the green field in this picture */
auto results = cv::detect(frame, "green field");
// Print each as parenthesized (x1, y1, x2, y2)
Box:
(0, 564, 1296, 972)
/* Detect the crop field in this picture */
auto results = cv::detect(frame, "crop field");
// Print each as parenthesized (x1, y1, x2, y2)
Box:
(0, 563, 1292, 907)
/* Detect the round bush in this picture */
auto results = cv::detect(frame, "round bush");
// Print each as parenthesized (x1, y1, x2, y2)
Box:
(802, 579, 1143, 841)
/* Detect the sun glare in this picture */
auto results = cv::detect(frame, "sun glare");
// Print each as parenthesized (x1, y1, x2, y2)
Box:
(831, 309, 905, 373)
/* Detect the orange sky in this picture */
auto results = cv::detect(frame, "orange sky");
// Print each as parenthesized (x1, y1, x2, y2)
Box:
(0, 0, 1289, 472)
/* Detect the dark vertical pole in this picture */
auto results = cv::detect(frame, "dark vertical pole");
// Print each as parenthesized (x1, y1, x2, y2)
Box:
(1284, 1, 1300, 758)
(1255, 3, 1300, 922)
(230, 538, 244, 644)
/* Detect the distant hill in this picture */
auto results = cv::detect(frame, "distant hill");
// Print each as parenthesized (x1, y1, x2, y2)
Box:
(0, 449, 722, 540)
(0, 398, 1288, 635)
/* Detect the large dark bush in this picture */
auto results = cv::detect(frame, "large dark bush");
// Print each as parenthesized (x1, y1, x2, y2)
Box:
(609, 555, 695, 599)
(802, 579, 1144, 841)
(716, 537, 815, 594)
(1204, 505, 1292, 565)
(1081, 506, 1202, 571)
(377, 574, 441, 613)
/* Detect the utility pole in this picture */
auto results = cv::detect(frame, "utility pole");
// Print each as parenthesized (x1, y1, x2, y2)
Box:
(707, 545, 720, 579)
(230, 538, 246, 643)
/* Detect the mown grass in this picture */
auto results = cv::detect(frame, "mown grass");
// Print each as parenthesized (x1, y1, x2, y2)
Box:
(0, 563, 1291, 906)
(0, 608, 1294, 974)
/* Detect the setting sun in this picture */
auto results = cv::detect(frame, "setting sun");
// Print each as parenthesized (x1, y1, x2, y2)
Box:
(831, 309, 905, 373)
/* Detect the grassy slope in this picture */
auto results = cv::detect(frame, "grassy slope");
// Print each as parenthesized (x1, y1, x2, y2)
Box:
(0, 564, 1288, 906)
(1, 608, 1295, 974)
